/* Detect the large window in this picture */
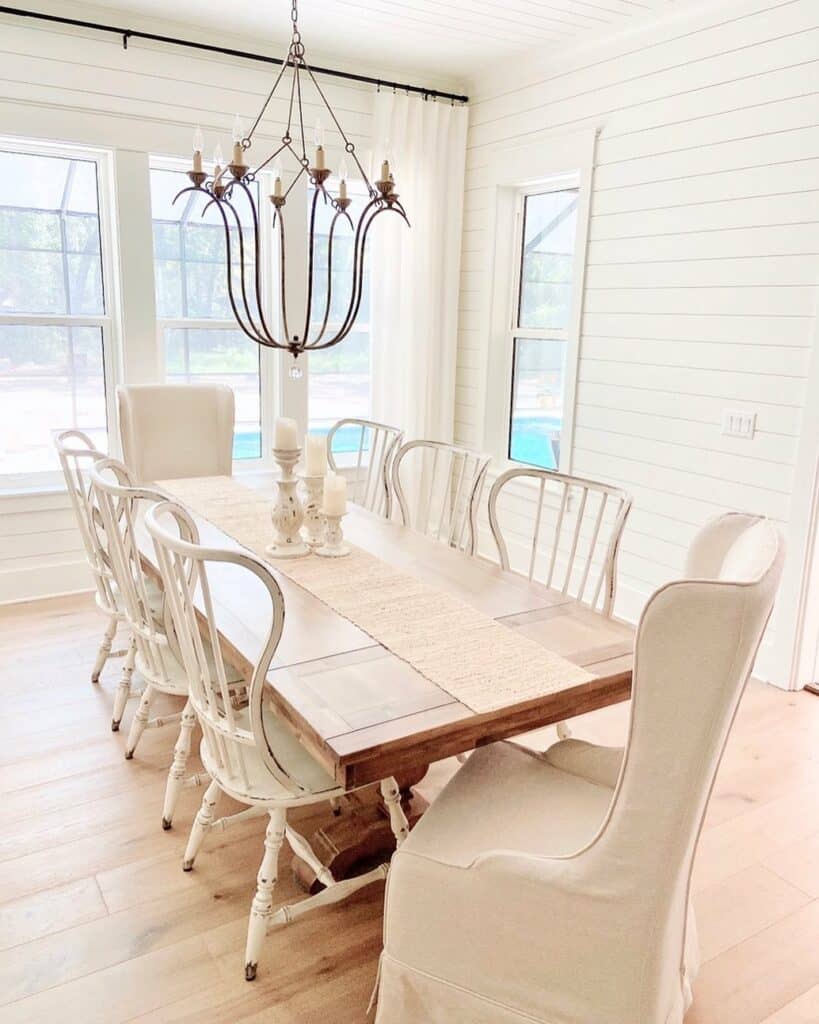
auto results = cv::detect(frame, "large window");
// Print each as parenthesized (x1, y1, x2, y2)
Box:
(508, 186, 578, 471)
(307, 185, 371, 452)
(0, 146, 112, 481)
(150, 167, 262, 461)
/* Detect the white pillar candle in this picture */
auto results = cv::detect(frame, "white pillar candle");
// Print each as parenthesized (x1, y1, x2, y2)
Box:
(274, 417, 299, 450)
(305, 435, 327, 476)
(323, 471, 347, 515)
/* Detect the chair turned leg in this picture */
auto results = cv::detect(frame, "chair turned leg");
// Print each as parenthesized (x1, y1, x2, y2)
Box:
(92, 616, 118, 684)
(161, 700, 196, 831)
(245, 807, 286, 981)
(111, 637, 136, 732)
(380, 777, 409, 848)
(124, 684, 154, 760)
(183, 779, 220, 871)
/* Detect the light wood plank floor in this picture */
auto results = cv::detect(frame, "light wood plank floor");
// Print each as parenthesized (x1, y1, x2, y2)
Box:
(2, 593, 819, 1023)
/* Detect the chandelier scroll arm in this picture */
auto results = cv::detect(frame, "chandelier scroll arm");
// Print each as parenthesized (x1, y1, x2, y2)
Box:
(193, 189, 271, 348)
(274, 206, 292, 346)
(202, 192, 267, 344)
(300, 182, 325, 347)
(305, 196, 380, 351)
(314, 201, 409, 351)
(308, 207, 352, 347)
(229, 179, 281, 345)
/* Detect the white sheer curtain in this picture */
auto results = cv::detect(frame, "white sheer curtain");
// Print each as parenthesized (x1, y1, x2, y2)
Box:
(370, 92, 469, 446)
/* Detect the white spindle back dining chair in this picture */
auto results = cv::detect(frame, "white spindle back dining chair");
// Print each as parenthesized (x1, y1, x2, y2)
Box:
(392, 440, 491, 555)
(90, 458, 226, 829)
(56, 431, 135, 701)
(488, 467, 632, 616)
(146, 498, 411, 982)
(326, 418, 403, 518)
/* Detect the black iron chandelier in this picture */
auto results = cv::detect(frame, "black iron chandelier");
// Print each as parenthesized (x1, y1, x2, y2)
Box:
(178, 0, 409, 360)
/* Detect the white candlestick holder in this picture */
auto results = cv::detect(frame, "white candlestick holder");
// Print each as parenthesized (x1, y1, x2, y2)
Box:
(299, 474, 326, 548)
(267, 448, 310, 558)
(315, 511, 350, 558)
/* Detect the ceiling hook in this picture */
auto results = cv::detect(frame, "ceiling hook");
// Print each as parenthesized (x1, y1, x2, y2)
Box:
(122, 30, 132, 50)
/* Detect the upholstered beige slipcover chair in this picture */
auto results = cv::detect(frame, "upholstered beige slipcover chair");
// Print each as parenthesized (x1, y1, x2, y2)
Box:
(375, 513, 784, 1024)
(117, 384, 234, 483)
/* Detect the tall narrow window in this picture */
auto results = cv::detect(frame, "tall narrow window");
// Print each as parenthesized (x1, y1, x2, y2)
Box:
(0, 146, 111, 483)
(509, 187, 578, 470)
(150, 166, 262, 461)
(307, 184, 371, 452)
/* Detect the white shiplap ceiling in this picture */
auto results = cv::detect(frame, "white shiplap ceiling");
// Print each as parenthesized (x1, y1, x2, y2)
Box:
(76, 0, 680, 90)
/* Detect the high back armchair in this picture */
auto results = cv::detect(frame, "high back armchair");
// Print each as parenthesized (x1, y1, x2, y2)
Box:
(117, 384, 235, 483)
(375, 513, 784, 1024)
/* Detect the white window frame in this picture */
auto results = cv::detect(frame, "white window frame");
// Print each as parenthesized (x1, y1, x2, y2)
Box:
(506, 177, 580, 472)
(482, 129, 597, 478)
(0, 137, 122, 494)
(149, 156, 279, 472)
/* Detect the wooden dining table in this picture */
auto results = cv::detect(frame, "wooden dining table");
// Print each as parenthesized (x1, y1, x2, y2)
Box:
(139, 474, 634, 887)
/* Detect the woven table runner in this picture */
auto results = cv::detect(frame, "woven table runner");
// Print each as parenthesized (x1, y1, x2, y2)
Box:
(159, 476, 595, 714)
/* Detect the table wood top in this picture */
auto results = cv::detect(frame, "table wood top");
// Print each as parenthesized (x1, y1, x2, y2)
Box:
(142, 475, 634, 788)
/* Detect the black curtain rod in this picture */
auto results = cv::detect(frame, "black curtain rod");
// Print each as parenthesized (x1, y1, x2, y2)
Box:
(0, 5, 469, 104)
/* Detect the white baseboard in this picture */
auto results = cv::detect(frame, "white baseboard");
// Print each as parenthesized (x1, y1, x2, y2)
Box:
(0, 559, 93, 605)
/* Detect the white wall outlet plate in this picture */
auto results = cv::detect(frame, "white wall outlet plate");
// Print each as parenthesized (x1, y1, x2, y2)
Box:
(722, 409, 756, 439)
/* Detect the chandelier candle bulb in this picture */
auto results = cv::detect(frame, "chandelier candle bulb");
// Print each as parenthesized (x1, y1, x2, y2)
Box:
(305, 435, 327, 476)
(274, 416, 299, 450)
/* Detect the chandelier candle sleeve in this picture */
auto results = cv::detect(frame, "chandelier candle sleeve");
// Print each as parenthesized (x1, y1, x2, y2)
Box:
(305, 435, 327, 476)
(192, 126, 204, 174)
(274, 417, 299, 450)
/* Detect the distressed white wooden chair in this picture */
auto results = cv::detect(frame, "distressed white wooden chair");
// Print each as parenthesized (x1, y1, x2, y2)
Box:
(487, 467, 631, 743)
(488, 467, 632, 615)
(56, 430, 130, 689)
(326, 418, 403, 518)
(146, 499, 410, 982)
(90, 458, 227, 829)
(117, 383, 235, 483)
(392, 440, 491, 555)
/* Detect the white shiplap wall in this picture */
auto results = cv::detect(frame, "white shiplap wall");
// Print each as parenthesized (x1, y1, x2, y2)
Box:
(457, 0, 819, 679)
(0, 12, 388, 603)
